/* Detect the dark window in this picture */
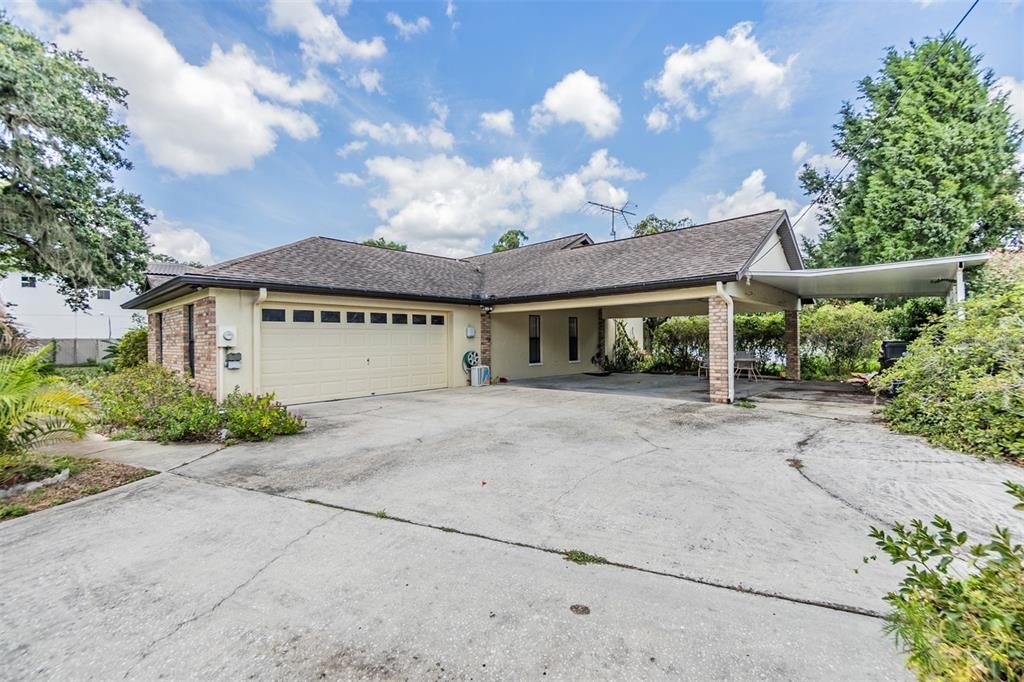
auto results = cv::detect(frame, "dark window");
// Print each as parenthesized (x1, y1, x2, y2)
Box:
(430, 315, 445, 326)
(155, 312, 164, 365)
(95, 289, 111, 300)
(370, 312, 388, 324)
(392, 313, 408, 324)
(347, 312, 365, 324)
(412, 314, 427, 325)
(293, 309, 314, 323)
(20, 276, 36, 288)
(321, 311, 341, 323)
(262, 308, 286, 322)
(186, 304, 196, 378)
(529, 314, 541, 364)
(568, 317, 579, 362)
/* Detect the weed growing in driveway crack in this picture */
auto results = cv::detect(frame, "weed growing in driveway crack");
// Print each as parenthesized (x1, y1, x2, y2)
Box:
(564, 549, 607, 565)
(374, 510, 388, 519)
(734, 399, 756, 409)
(786, 457, 804, 469)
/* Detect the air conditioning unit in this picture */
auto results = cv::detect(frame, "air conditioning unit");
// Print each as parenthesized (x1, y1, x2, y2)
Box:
(470, 365, 490, 387)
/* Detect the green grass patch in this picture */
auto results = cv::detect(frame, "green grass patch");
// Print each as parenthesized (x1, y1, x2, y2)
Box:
(563, 549, 608, 565)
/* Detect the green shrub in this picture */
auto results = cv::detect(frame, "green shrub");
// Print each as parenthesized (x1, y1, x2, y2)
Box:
(866, 482, 1024, 681)
(874, 282, 1024, 460)
(888, 298, 946, 342)
(221, 390, 305, 441)
(801, 302, 889, 379)
(652, 317, 707, 372)
(113, 327, 148, 369)
(91, 364, 305, 443)
(601, 321, 648, 372)
(735, 312, 785, 375)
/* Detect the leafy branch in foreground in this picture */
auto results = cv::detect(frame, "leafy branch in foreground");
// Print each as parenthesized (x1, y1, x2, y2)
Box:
(865, 482, 1024, 680)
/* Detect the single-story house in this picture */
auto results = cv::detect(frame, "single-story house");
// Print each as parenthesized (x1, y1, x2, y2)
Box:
(124, 209, 988, 405)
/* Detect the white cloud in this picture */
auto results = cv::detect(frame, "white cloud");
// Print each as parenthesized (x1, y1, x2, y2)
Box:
(268, 0, 386, 63)
(994, 76, 1024, 126)
(58, 1, 322, 177)
(791, 141, 810, 163)
(148, 213, 214, 264)
(337, 140, 368, 158)
(645, 22, 797, 126)
(363, 149, 642, 256)
(645, 107, 672, 133)
(8, 0, 54, 34)
(445, 0, 459, 30)
(479, 110, 515, 135)
(386, 12, 430, 39)
(350, 101, 454, 149)
(349, 67, 384, 94)
(704, 169, 822, 241)
(529, 70, 621, 139)
(336, 172, 365, 187)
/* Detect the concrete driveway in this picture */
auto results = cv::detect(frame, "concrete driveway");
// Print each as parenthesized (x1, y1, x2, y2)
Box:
(3, 376, 1021, 680)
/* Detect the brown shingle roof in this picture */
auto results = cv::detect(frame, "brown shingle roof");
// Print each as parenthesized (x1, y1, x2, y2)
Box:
(126, 210, 796, 308)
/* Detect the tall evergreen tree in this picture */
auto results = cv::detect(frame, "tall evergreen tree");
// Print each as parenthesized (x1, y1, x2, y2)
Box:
(800, 36, 1023, 267)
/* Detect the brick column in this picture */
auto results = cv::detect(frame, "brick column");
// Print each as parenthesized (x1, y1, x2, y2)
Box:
(784, 309, 800, 381)
(193, 297, 217, 394)
(147, 313, 161, 364)
(479, 310, 492, 368)
(708, 297, 733, 404)
(596, 307, 605, 364)
(162, 306, 186, 374)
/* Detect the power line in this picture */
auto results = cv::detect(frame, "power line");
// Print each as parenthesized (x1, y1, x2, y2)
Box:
(791, 0, 982, 231)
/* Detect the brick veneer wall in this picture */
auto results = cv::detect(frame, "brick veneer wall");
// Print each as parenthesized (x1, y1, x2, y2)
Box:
(708, 297, 732, 404)
(479, 311, 492, 369)
(146, 296, 217, 395)
(192, 297, 217, 394)
(784, 309, 800, 381)
(147, 313, 161, 364)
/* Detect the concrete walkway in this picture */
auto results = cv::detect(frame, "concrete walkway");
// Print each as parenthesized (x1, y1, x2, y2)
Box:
(4, 378, 1020, 679)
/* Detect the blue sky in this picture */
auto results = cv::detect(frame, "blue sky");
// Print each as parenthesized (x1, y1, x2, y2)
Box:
(10, 0, 1024, 262)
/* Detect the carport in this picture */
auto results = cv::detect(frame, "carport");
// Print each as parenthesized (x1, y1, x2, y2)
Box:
(488, 253, 989, 403)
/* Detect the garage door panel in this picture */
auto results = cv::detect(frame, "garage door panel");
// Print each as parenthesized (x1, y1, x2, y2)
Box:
(260, 309, 449, 404)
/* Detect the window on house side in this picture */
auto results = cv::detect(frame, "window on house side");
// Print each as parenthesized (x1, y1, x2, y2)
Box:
(529, 315, 541, 365)
(95, 289, 111, 300)
(20, 276, 36, 288)
(568, 316, 579, 362)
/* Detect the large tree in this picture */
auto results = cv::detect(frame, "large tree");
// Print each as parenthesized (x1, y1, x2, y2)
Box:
(631, 214, 691, 237)
(0, 15, 151, 310)
(361, 237, 407, 251)
(492, 229, 527, 252)
(800, 36, 1023, 267)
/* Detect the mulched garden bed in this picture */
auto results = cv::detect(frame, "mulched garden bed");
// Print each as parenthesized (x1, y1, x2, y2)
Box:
(0, 456, 155, 521)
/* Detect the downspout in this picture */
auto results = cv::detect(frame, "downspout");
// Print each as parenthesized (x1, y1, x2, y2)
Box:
(955, 261, 966, 320)
(252, 287, 268, 393)
(715, 281, 735, 404)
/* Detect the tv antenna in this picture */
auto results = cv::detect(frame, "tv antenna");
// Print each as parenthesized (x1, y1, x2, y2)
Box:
(586, 200, 636, 240)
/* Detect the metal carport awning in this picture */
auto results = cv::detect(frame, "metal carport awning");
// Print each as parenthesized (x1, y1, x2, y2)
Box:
(747, 253, 990, 301)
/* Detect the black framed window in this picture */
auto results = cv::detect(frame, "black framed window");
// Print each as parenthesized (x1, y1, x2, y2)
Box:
(347, 312, 365, 324)
(186, 304, 196, 378)
(293, 309, 314, 323)
(95, 289, 111, 300)
(262, 308, 286, 322)
(568, 316, 579, 362)
(529, 314, 541, 364)
(430, 315, 445, 325)
(20, 276, 36, 288)
(155, 312, 164, 365)
(392, 313, 408, 324)
(370, 312, 388, 324)
(321, 311, 341, 323)
(412, 314, 427, 325)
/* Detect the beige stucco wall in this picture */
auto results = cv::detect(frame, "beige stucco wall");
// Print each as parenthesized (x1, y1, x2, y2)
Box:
(205, 288, 480, 400)
(489, 308, 600, 380)
(604, 318, 643, 356)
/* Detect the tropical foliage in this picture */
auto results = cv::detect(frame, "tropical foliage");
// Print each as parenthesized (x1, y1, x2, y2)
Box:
(0, 345, 92, 454)
(866, 482, 1024, 681)
(0, 15, 151, 310)
(801, 37, 1023, 267)
(874, 281, 1024, 461)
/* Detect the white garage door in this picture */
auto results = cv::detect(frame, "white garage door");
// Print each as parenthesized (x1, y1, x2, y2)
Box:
(260, 305, 449, 404)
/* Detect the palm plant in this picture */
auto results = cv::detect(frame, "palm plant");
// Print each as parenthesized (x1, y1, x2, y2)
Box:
(0, 345, 93, 454)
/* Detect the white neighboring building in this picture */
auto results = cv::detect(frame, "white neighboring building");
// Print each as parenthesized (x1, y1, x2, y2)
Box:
(0, 263, 193, 341)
